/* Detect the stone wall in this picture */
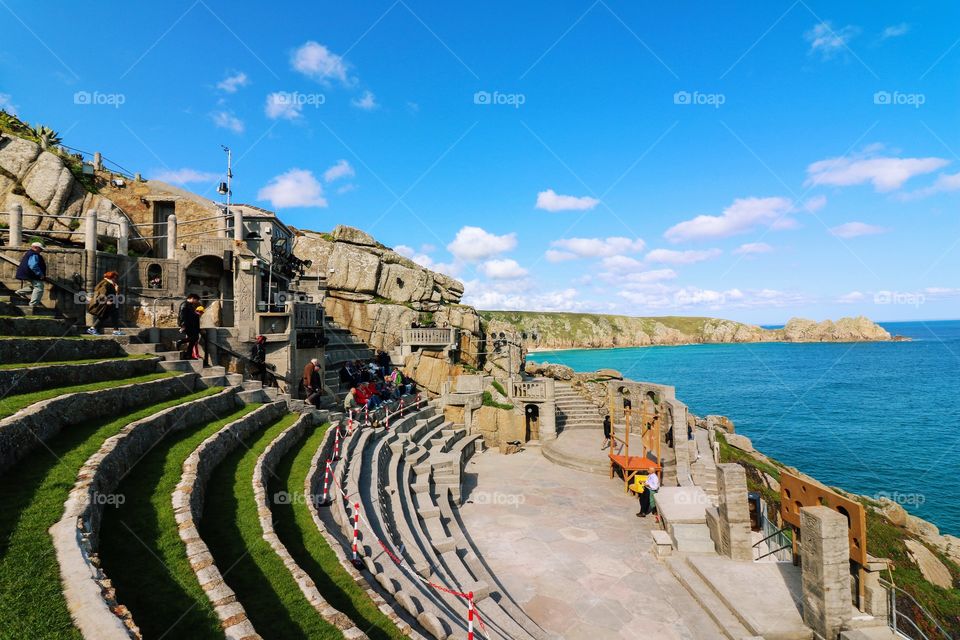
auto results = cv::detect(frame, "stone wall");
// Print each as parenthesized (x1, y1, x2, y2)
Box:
(0, 335, 126, 362)
(0, 356, 159, 397)
(173, 400, 288, 639)
(0, 373, 197, 473)
(50, 387, 237, 640)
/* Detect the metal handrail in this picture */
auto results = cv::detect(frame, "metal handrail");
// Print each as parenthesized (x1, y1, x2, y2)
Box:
(879, 578, 954, 640)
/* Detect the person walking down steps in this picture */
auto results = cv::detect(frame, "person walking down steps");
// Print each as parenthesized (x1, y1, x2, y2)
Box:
(15, 242, 46, 308)
(602, 415, 612, 450)
(86, 271, 125, 336)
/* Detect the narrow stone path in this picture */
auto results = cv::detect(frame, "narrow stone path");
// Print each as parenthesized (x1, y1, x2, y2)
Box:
(458, 448, 725, 639)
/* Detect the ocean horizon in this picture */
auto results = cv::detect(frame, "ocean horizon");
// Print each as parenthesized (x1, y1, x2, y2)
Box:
(529, 319, 960, 536)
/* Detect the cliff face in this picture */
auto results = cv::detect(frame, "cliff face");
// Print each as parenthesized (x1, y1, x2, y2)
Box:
(482, 311, 891, 350)
(293, 225, 485, 370)
(0, 133, 138, 246)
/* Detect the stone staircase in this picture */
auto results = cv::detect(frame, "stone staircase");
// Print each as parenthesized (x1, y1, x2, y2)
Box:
(553, 381, 603, 432)
(321, 316, 378, 401)
(690, 428, 719, 506)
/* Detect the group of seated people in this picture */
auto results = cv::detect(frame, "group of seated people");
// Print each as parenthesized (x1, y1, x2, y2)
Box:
(338, 351, 392, 388)
(343, 365, 416, 415)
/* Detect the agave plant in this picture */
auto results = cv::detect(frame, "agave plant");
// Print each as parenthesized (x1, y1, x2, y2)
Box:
(32, 124, 62, 149)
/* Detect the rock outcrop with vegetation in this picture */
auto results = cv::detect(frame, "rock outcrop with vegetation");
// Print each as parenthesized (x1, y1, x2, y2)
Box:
(482, 311, 892, 350)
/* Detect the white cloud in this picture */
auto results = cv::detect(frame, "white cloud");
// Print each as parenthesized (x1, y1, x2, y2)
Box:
(292, 41, 351, 85)
(545, 249, 577, 263)
(265, 92, 303, 120)
(535, 189, 600, 212)
(395, 244, 436, 269)
(480, 258, 528, 280)
(323, 159, 354, 183)
(336, 183, 357, 195)
(463, 282, 589, 312)
(805, 22, 859, 58)
(217, 71, 249, 93)
(257, 169, 328, 208)
(802, 195, 827, 212)
(550, 236, 645, 258)
(152, 168, 219, 184)
(829, 222, 889, 238)
(734, 242, 773, 255)
(619, 286, 806, 310)
(805, 148, 949, 192)
(900, 172, 960, 200)
(352, 90, 378, 110)
(601, 255, 645, 272)
(212, 110, 244, 133)
(645, 248, 722, 265)
(447, 226, 517, 262)
(617, 269, 678, 287)
(881, 23, 910, 39)
(838, 291, 865, 303)
(0, 93, 18, 116)
(664, 196, 794, 243)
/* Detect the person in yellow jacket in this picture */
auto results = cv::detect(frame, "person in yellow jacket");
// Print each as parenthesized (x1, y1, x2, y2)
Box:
(635, 471, 660, 518)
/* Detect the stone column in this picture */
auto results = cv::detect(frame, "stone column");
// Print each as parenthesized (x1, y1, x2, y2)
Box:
(716, 463, 754, 561)
(800, 506, 852, 640)
(166, 214, 177, 258)
(93, 152, 103, 171)
(670, 400, 692, 485)
(541, 378, 557, 441)
(7, 203, 22, 247)
(117, 218, 129, 257)
(84, 210, 98, 326)
(233, 207, 243, 242)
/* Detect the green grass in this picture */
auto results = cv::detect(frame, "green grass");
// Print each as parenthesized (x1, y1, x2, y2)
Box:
(202, 413, 343, 639)
(481, 390, 514, 410)
(490, 380, 507, 397)
(271, 423, 407, 640)
(98, 403, 259, 640)
(0, 372, 175, 420)
(719, 433, 960, 636)
(0, 387, 221, 640)
(0, 354, 154, 370)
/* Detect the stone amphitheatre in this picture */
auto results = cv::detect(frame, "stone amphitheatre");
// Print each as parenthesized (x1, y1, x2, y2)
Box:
(0, 120, 955, 640)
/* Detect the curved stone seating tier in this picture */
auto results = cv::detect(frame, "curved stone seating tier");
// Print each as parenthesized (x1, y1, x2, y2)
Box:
(313, 397, 546, 640)
(0, 355, 162, 397)
(252, 413, 370, 638)
(0, 336, 127, 363)
(437, 488, 548, 640)
(332, 409, 466, 638)
(49, 387, 240, 640)
(305, 422, 429, 640)
(172, 401, 289, 640)
(0, 372, 201, 474)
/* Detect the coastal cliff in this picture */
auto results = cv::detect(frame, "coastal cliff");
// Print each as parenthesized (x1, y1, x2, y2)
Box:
(481, 311, 892, 350)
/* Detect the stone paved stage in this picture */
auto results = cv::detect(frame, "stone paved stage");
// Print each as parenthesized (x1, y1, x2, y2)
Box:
(458, 447, 724, 639)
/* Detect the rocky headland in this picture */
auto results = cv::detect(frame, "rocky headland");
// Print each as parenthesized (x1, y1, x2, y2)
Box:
(482, 310, 893, 351)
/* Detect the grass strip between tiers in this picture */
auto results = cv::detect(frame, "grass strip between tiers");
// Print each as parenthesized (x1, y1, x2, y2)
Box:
(99, 402, 260, 640)
(0, 386, 222, 639)
(0, 371, 176, 420)
(273, 422, 409, 640)
(202, 413, 345, 640)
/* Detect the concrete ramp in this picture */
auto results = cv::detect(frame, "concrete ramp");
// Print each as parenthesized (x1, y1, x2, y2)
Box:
(687, 555, 813, 640)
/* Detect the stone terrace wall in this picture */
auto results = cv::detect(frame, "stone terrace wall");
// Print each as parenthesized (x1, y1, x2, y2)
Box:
(0, 373, 197, 473)
(172, 401, 288, 639)
(50, 387, 238, 640)
(0, 356, 160, 397)
(252, 414, 370, 637)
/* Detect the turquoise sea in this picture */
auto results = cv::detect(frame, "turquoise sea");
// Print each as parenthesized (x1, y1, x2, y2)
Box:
(529, 320, 960, 536)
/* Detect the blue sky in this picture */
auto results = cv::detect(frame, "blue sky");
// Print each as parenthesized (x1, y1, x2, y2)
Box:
(2, 0, 959, 323)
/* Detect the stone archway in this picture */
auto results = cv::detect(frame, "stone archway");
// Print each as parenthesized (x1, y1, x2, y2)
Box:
(183, 255, 232, 326)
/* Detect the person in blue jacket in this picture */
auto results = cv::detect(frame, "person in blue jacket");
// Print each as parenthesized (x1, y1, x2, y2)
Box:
(15, 242, 47, 307)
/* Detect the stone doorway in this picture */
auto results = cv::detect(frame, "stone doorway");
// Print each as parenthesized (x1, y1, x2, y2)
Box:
(525, 403, 540, 441)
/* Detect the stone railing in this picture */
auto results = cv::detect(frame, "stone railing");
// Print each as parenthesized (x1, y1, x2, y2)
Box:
(511, 380, 547, 400)
(402, 327, 456, 347)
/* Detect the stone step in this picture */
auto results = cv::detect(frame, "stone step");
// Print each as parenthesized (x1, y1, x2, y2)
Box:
(540, 442, 608, 475)
(159, 359, 203, 373)
(121, 342, 161, 355)
(665, 557, 753, 640)
(670, 523, 716, 553)
(237, 388, 271, 403)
